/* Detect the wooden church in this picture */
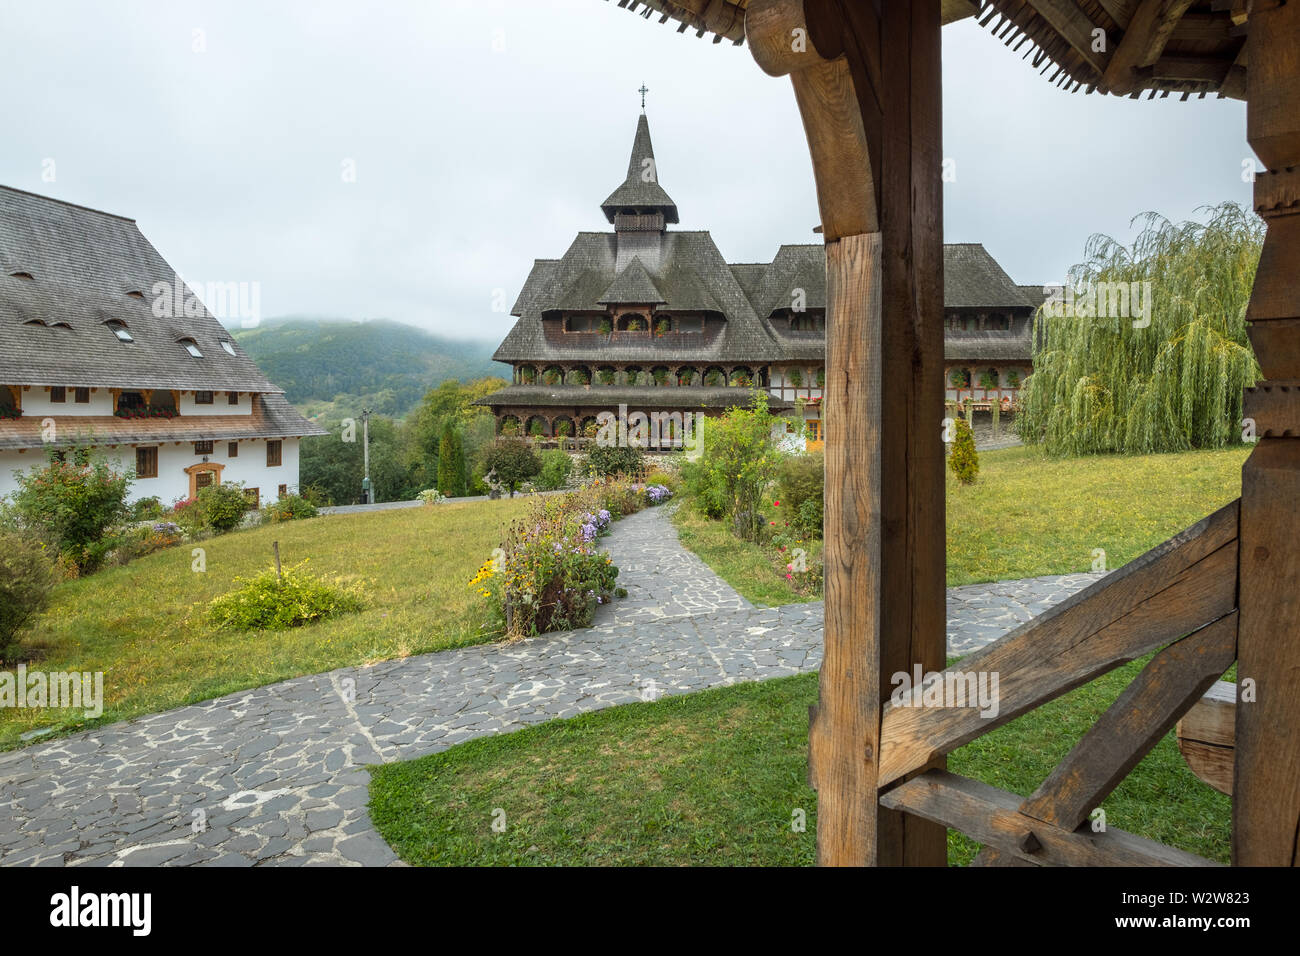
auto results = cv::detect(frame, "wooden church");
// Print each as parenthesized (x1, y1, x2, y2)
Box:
(482, 109, 1039, 448)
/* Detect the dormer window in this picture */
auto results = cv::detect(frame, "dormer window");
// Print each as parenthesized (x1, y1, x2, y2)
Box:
(8, 271, 34, 280)
(106, 320, 134, 342)
(179, 338, 203, 358)
(220, 340, 236, 355)
(125, 290, 145, 300)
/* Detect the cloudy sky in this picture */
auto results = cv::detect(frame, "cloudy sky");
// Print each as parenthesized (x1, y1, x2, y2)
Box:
(0, 0, 1253, 343)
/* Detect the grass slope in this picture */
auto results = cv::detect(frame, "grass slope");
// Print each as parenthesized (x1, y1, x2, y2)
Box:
(675, 445, 1249, 605)
(0, 499, 526, 749)
(369, 662, 1231, 867)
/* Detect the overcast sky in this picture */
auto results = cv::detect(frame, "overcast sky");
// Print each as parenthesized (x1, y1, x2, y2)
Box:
(0, 0, 1253, 342)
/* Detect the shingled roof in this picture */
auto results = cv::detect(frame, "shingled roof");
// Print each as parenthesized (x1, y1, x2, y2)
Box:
(0, 185, 288, 394)
(497, 235, 1034, 365)
(600, 113, 680, 224)
(597, 257, 666, 305)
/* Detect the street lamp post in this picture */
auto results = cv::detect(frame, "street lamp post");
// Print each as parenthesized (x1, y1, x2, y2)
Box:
(360, 408, 372, 505)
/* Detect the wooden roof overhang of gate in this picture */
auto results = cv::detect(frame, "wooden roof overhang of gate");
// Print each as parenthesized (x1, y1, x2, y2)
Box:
(601, 0, 1299, 867)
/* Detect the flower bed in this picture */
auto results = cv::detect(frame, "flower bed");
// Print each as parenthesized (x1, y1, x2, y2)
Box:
(471, 480, 674, 639)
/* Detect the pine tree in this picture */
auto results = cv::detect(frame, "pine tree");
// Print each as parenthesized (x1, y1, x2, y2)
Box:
(949, 418, 979, 485)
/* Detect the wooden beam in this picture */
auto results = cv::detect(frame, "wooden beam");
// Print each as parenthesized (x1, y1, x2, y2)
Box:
(748, 0, 946, 867)
(881, 770, 1221, 866)
(1236, 0, 1300, 868)
(1138, 54, 1233, 85)
(878, 500, 1240, 787)
(1102, 0, 1196, 94)
(1019, 612, 1237, 830)
(1024, 0, 1109, 74)
(1176, 679, 1235, 795)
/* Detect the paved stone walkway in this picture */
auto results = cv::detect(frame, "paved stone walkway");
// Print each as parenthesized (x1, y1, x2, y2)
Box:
(0, 505, 1099, 867)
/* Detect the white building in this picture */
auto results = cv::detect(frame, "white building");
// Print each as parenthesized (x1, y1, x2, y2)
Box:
(0, 185, 325, 506)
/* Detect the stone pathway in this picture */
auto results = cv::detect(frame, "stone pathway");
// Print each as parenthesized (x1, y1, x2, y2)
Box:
(0, 505, 1099, 867)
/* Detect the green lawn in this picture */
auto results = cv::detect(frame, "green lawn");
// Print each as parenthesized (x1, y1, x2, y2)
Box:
(675, 444, 1250, 604)
(0, 499, 527, 749)
(369, 661, 1231, 867)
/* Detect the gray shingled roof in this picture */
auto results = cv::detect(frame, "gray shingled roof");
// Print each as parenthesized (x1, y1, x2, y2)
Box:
(944, 244, 1036, 310)
(0, 393, 327, 451)
(497, 237, 1034, 366)
(476, 384, 793, 411)
(597, 258, 665, 305)
(497, 230, 784, 364)
(0, 185, 288, 394)
(600, 114, 680, 224)
(944, 326, 1035, 363)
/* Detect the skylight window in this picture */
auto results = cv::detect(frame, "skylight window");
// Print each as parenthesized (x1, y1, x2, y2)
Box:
(220, 340, 236, 355)
(8, 271, 34, 280)
(180, 338, 203, 358)
(106, 321, 134, 342)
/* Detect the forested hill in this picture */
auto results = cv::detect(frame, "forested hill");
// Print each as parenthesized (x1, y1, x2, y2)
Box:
(229, 317, 507, 419)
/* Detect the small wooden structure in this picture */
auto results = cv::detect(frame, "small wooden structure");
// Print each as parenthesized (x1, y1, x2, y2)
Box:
(607, 0, 1298, 867)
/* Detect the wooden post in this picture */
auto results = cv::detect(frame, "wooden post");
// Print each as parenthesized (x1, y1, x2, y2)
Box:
(748, 0, 946, 866)
(1234, 0, 1300, 867)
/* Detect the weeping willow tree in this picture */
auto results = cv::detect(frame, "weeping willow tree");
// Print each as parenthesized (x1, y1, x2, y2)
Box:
(1018, 202, 1264, 456)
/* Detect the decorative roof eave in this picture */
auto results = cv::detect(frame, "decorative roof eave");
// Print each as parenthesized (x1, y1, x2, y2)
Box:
(0, 394, 327, 451)
(606, 0, 1246, 100)
(475, 384, 794, 410)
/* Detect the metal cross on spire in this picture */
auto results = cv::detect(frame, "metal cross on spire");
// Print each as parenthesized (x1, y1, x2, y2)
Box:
(638, 84, 649, 111)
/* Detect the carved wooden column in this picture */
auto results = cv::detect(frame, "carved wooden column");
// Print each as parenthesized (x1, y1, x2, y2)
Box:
(748, 0, 946, 866)
(1234, 2, 1300, 868)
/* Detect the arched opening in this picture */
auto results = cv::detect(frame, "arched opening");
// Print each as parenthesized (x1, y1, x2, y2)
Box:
(499, 415, 521, 436)
(703, 366, 726, 387)
(595, 365, 617, 386)
(729, 366, 753, 387)
(541, 365, 564, 386)
(623, 365, 646, 386)
(617, 312, 647, 332)
(518, 365, 537, 385)
(552, 416, 575, 439)
(651, 366, 671, 386)
(566, 365, 591, 386)
(525, 415, 549, 438)
(676, 366, 699, 386)
(579, 415, 600, 439)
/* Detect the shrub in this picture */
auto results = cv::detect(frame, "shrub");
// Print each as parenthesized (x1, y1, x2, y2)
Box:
(537, 449, 573, 491)
(209, 561, 365, 630)
(263, 494, 319, 523)
(643, 469, 681, 494)
(196, 482, 251, 532)
(679, 392, 782, 541)
(0, 530, 56, 661)
(949, 418, 980, 485)
(776, 452, 824, 538)
(111, 523, 184, 566)
(299, 483, 334, 508)
(417, 488, 447, 505)
(585, 443, 644, 479)
(9, 450, 130, 571)
(483, 436, 542, 495)
(130, 496, 165, 521)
